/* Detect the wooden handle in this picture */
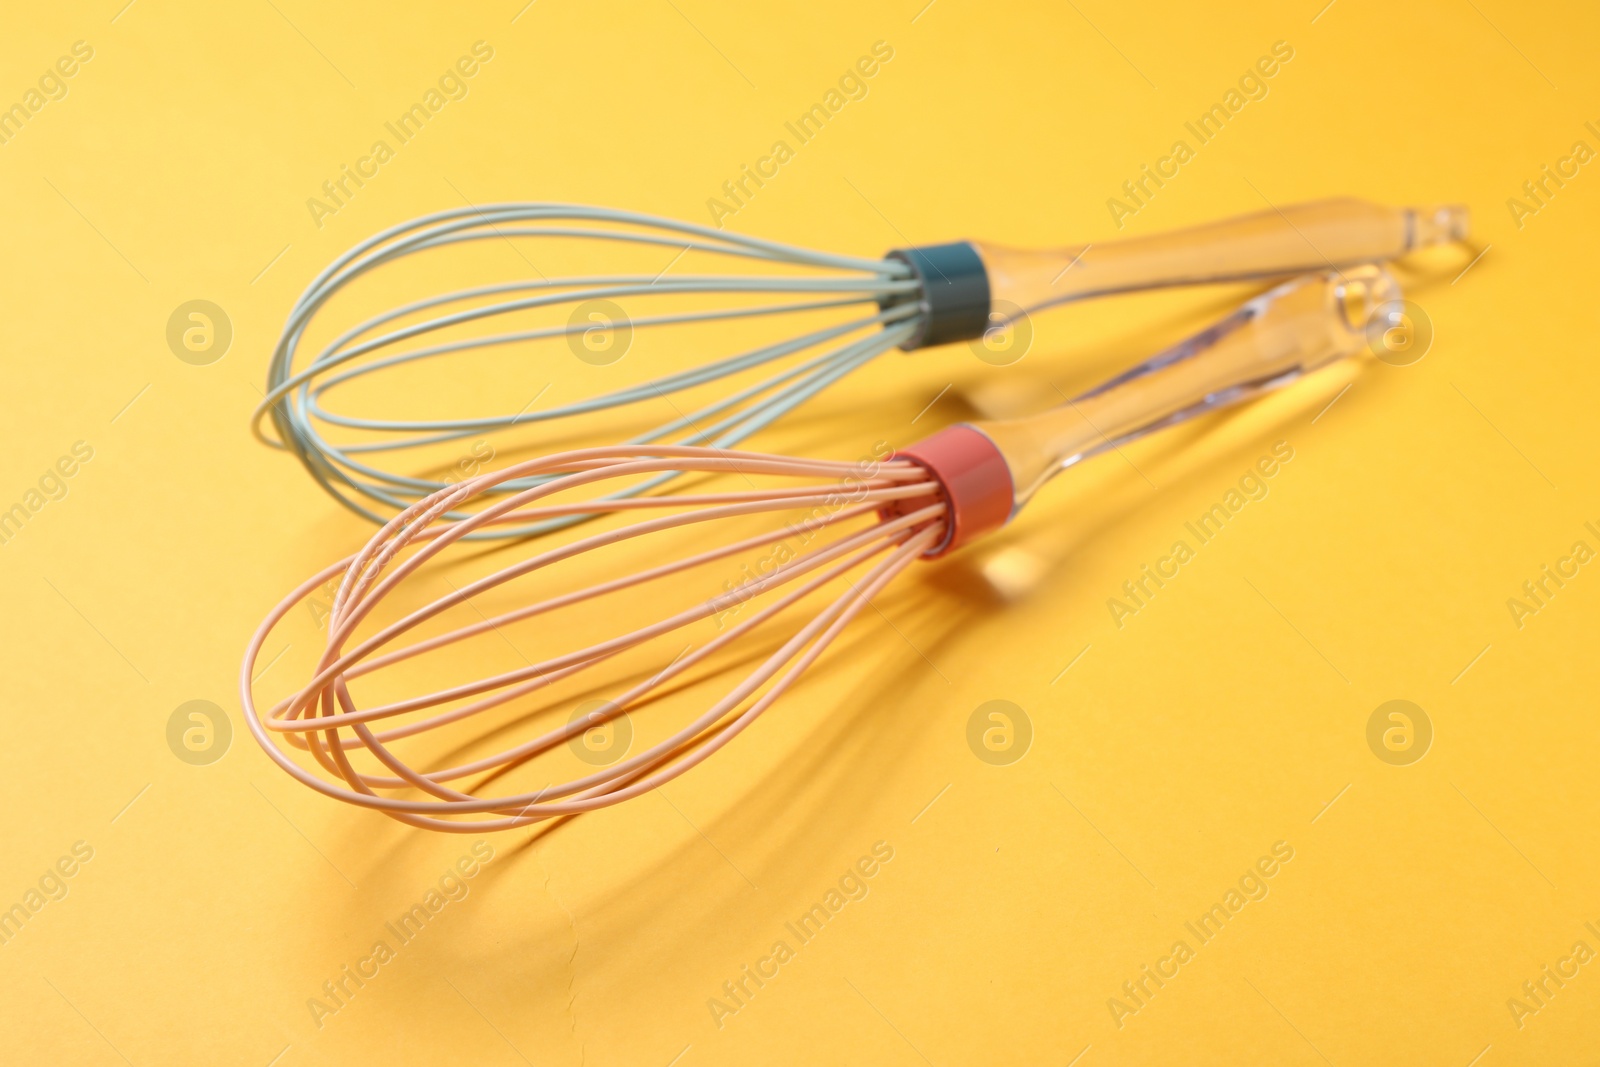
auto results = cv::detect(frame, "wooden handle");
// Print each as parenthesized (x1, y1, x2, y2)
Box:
(972, 198, 1465, 316)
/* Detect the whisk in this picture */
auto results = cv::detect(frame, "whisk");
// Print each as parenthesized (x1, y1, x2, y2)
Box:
(243, 265, 1406, 831)
(252, 199, 1466, 538)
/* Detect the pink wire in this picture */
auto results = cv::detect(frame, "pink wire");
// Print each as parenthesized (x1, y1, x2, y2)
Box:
(240, 446, 948, 831)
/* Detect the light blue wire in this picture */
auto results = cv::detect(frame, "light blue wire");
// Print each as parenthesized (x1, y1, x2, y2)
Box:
(259, 203, 929, 539)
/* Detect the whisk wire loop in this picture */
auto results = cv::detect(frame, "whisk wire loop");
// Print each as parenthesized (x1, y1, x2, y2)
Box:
(254, 204, 920, 538)
(242, 445, 946, 831)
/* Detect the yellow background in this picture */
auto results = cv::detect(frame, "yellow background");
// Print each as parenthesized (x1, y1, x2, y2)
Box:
(3, 0, 1598, 1063)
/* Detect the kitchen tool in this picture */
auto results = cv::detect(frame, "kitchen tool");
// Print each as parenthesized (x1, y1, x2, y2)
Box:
(243, 265, 1402, 830)
(252, 200, 1464, 538)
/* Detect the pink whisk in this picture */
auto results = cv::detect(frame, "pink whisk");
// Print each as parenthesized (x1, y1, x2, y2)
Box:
(242, 266, 1401, 831)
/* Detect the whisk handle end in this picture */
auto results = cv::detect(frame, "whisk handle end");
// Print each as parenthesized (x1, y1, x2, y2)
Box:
(891, 424, 1013, 557)
(883, 241, 992, 350)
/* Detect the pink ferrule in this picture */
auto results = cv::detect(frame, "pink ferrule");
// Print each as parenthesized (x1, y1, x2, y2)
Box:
(889, 424, 1014, 557)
